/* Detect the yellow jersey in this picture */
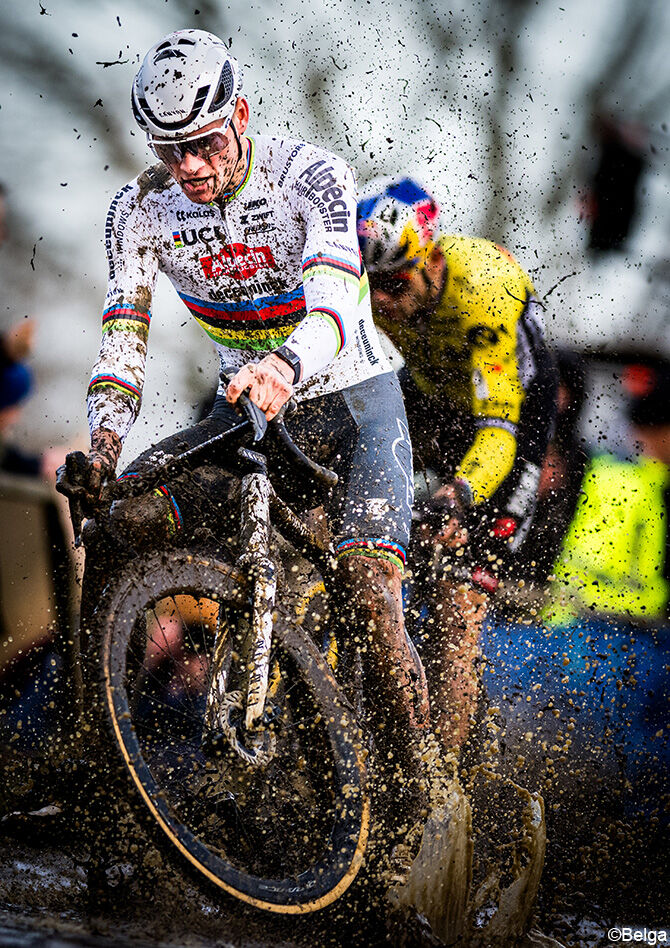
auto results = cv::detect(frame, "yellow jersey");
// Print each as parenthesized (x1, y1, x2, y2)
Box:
(375, 235, 545, 503)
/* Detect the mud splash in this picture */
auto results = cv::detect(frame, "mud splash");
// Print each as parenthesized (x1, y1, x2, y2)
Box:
(389, 768, 547, 946)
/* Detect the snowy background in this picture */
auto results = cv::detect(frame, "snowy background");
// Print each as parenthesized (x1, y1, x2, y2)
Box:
(1, 0, 669, 465)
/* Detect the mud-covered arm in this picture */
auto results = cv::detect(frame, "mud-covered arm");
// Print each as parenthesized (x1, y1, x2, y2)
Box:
(87, 184, 159, 443)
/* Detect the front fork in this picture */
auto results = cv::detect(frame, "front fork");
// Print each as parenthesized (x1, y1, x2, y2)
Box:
(236, 472, 277, 732)
(205, 471, 277, 752)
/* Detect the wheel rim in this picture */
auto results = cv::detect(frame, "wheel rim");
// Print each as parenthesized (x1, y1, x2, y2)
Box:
(100, 555, 369, 912)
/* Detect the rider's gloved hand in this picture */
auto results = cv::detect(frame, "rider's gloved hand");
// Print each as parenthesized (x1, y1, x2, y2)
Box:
(55, 428, 123, 508)
(415, 478, 473, 550)
(84, 427, 123, 503)
(226, 353, 296, 421)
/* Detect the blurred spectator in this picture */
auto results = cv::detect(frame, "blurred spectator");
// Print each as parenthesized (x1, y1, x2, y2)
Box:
(547, 362, 670, 624)
(0, 188, 79, 752)
(1, 183, 63, 480)
(0, 318, 66, 481)
(579, 115, 648, 254)
(0, 318, 40, 476)
(1, 181, 69, 481)
(514, 348, 589, 585)
(483, 362, 670, 834)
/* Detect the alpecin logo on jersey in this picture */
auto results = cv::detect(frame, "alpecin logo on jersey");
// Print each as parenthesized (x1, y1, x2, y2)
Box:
(200, 243, 277, 281)
(297, 160, 350, 233)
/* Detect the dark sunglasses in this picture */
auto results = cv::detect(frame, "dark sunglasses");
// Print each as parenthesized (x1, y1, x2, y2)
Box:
(148, 125, 230, 168)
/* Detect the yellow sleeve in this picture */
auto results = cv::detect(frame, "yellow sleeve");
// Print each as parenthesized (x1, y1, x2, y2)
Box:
(456, 426, 517, 502)
(439, 235, 534, 502)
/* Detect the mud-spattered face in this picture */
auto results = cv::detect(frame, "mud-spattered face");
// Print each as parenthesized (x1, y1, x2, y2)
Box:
(155, 119, 237, 205)
(154, 99, 249, 204)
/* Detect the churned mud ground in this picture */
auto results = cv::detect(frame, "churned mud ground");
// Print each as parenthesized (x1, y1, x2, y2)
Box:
(0, 760, 631, 948)
(1, 611, 667, 947)
(0, 827, 307, 948)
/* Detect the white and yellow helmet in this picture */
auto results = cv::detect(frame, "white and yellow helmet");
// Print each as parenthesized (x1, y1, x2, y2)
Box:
(356, 177, 440, 274)
(132, 29, 243, 140)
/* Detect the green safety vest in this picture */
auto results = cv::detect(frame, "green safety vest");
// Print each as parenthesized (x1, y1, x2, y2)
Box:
(546, 454, 670, 624)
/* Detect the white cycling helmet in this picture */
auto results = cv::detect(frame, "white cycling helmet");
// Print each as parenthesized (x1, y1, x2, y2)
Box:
(132, 29, 243, 140)
(357, 176, 440, 274)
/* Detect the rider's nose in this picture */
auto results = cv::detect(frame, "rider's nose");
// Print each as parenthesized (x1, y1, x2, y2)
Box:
(179, 150, 207, 174)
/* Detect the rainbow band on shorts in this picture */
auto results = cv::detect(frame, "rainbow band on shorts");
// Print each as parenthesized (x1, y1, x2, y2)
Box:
(152, 484, 183, 535)
(335, 537, 406, 572)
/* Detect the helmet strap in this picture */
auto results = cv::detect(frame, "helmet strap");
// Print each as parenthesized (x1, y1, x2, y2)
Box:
(217, 122, 245, 202)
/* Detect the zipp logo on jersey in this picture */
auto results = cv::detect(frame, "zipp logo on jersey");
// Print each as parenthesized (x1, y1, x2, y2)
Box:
(297, 160, 350, 233)
(200, 243, 277, 281)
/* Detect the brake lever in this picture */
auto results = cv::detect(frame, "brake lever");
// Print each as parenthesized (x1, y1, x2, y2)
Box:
(220, 366, 267, 442)
(55, 451, 89, 547)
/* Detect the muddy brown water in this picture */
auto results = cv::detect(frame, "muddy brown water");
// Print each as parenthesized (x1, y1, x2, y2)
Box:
(0, 771, 615, 948)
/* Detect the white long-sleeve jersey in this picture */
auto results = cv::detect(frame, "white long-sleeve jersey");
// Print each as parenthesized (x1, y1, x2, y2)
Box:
(88, 134, 390, 440)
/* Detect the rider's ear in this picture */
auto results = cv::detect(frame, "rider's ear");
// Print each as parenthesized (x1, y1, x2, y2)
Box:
(232, 97, 250, 136)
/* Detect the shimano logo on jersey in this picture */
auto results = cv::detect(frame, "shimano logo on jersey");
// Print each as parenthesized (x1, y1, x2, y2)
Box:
(105, 184, 134, 279)
(296, 160, 350, 233)
(358, 319, 379, 366)
(200, 243, 277, 281)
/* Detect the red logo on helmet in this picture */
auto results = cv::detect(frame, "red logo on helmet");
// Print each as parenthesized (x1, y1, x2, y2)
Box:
(415, 199, 439, 243)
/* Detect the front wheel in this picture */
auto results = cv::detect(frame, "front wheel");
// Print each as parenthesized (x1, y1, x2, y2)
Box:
(90, 549, 370, 913)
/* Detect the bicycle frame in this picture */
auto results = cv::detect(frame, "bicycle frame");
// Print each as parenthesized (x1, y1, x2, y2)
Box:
(204, 464, 278, 747)
(205, 449, 331, 766)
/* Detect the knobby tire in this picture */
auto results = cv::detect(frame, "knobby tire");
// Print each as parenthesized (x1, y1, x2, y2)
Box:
(88, 549, 370, 913)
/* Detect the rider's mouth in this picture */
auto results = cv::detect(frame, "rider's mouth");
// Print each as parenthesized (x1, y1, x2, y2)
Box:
(181, 175, 214, 196)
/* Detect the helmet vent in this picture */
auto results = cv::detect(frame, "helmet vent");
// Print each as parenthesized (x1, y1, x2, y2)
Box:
(208, 60, 234, 112)
(138, 85, 210, 131)
(154, 47, 186, 63)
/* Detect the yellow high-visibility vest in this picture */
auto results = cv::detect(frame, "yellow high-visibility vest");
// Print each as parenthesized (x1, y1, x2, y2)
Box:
(546, 454, 670, 623)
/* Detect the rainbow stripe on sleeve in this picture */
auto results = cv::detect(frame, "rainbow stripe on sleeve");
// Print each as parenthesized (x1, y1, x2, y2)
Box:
(102, 304, 151, 335)
(309, 307, 346, 354)
(335, 537, 406, 572)
(153, 484, 183, 535)
(88, 374, 142, 402)
(302, 253, 361, 287)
